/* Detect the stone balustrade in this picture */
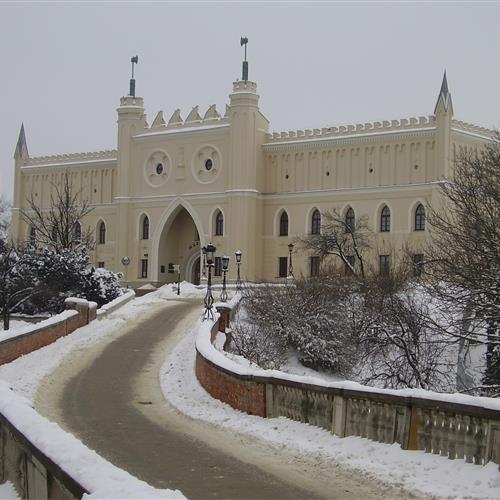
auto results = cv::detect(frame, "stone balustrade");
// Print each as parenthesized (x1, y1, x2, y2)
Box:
(196, 306, 500, 467)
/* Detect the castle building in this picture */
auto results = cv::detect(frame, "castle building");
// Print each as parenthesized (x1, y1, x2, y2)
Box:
(10, 58, 495, 285)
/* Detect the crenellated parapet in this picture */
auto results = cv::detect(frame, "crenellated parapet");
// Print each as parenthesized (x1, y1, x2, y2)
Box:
(451, 119, 497, 139)
(149, 104, 229, 131)
(24, 149, 118, 166)
(265, 115, 437, 144)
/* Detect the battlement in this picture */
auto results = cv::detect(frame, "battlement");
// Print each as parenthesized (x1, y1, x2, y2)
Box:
(265, 115, 437, 144)
(147, 104, 230, 132)
(452, 119, 497, 139)
(25, 149, 117, 166)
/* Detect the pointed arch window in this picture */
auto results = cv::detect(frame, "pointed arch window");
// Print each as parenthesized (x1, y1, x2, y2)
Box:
(142, 216, 149, 240)
(279, 211, 289, 236)
(98, 221, 106, 245)
(345, 207, 355, 233)
(380, 205, 391, 232)
(414, 204, 425, 231)
(311, 209, 321, 235)
(215, 210, 224, 236)
(29, 226, 36, 246)
(74, 222, 82, 243)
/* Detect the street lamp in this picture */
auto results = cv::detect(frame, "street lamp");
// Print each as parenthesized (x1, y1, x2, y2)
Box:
(121, 256, 130, 288)
(220, 255, 230, 302)
(235, 250, 242, 290)
(287, 243, 294, 279)
(201, 246, 207, 280)
(204, 243, 216, 320)
(174, 264, 181, 295)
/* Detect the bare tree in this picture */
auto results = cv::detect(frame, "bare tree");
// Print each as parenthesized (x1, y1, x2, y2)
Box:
(426, 136, 500, 391)
(21, 172, 94, 252)
(298, 209, 372, 278)
(0, 196, 10, 242)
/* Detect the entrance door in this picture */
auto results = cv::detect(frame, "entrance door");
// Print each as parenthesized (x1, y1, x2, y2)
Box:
(191, 257, 201, 285)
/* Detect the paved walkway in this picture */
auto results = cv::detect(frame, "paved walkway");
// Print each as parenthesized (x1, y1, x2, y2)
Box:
(37, 297, 407, 499)
(58, 300, 315, 499)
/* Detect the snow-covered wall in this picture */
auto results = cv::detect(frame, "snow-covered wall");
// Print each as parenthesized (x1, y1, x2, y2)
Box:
(0, 298, 96, 366)
(195, 301, 500, 467)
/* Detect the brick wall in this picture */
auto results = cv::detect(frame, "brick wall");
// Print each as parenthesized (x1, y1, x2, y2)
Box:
(0, 299, 97, 366)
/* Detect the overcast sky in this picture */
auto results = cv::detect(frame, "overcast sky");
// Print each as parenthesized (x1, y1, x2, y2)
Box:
(1, 1, 499, 201)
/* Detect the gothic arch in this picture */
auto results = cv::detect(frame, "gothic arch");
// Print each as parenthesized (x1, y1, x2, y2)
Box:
(150, 198, 205, 282)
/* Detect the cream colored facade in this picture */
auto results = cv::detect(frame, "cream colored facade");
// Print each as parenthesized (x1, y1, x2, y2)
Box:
(10, 72, 496, 285)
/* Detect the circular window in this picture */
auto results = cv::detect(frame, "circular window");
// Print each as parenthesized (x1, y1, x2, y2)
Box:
(156, 163, 164, 175)
(205, 159, 213, 171)
(191, 144, 222, 184)
(143, 150, 171, 187)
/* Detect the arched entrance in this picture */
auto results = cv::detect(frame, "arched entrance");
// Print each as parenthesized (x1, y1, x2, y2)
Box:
(156, 205, 202, 284)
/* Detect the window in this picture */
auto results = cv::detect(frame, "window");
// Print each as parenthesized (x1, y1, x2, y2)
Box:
(141, 259, 148, 278)
(29, 226, 36, 246)
(380, 206, 391, 232)
(310, 256, 320, 277)
(215, 211, 224, 236)
(379, 254, 390, 275)
(413, 254, 424, 276)
(279, 211, 289, 236)
(74, 222, 82, 243)
(415, 204, 425, 231)
(214, 256, 222, 277)
(98, 221, 106, 244)
(160, 265, 166, 273)
(345, 207, 355, 233)
(311, 209, 321, 235)
(142, 216, 149, 240)
(278, 257, 288, 278)
(98, 261, 105, 268)
(51, 225, 58, 243)
(345, 255, 355, 275)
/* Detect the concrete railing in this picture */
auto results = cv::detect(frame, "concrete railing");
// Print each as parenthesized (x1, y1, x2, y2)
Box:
(195, 305, 500, 467)
(0, 411, 88, 499)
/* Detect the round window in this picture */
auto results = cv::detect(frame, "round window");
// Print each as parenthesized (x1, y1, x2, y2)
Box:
(205, 159, 213, 171)
(156, 163, 164, 175)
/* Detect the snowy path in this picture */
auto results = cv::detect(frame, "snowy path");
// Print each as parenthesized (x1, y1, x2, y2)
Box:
(33, 296, 407, 499)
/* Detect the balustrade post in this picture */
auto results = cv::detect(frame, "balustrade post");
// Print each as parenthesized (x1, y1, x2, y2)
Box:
(440, 411, 449, 457)
(448, 415, 457, 460)
(473, 418, 485, 465)
(455, 414, 466, 460)
(464, 415, 475, 463)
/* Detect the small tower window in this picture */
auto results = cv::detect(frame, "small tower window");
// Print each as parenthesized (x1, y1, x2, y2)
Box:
(380, 206, 391, 232)
(205, 159, 213, 171)
(74, 222, 82, 243)
(311, 209, 321, 235)
(415, 204, 426, 231)
(215, 210, 224, 236)
(279, 211, 289, 237)
(142, 216, 149, 240)
(98, 221, 106, 244)
(29, 226, 36, 246)
(345, 207, 355, 233)
(156, 163, 164, 175)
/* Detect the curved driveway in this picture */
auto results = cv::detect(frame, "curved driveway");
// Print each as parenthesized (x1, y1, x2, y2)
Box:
(59, 299, 314, 499)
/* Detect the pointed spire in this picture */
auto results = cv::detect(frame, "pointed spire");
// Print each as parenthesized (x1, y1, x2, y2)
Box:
(14, 123, 29, 160)
(151, 111, 166, 128)
(434, 70, 453, 115)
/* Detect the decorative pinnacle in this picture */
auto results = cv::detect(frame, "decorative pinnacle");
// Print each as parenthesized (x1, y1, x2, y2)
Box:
(240, 36, 248, 81)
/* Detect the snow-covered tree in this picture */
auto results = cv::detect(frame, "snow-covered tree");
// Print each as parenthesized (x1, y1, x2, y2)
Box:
(21, 172, 94, 252)
(427, 136, 500, 394)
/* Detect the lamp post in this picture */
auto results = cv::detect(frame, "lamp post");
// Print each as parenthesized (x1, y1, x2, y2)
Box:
(235, 250, 242, 290)
(174, 264, 181, 295)
(121, 256, 130, 288)
(203, 243, 216, 320)
(220, 255, 230, 302)
(287, 243, 294, 279)
(201, 246, 207, 280)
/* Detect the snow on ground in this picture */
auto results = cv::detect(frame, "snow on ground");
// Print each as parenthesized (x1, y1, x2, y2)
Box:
(160, 318, 500, 499)
(0, 285, 196, 499)
(0, 320, 31, 334)
(0, 482, 20, 499)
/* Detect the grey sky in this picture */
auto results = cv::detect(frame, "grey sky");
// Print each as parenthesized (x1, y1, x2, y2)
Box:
(1, 2, 499, 201)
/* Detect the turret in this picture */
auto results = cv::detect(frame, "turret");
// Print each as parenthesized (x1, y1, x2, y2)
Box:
(434, 71, 453, 179)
